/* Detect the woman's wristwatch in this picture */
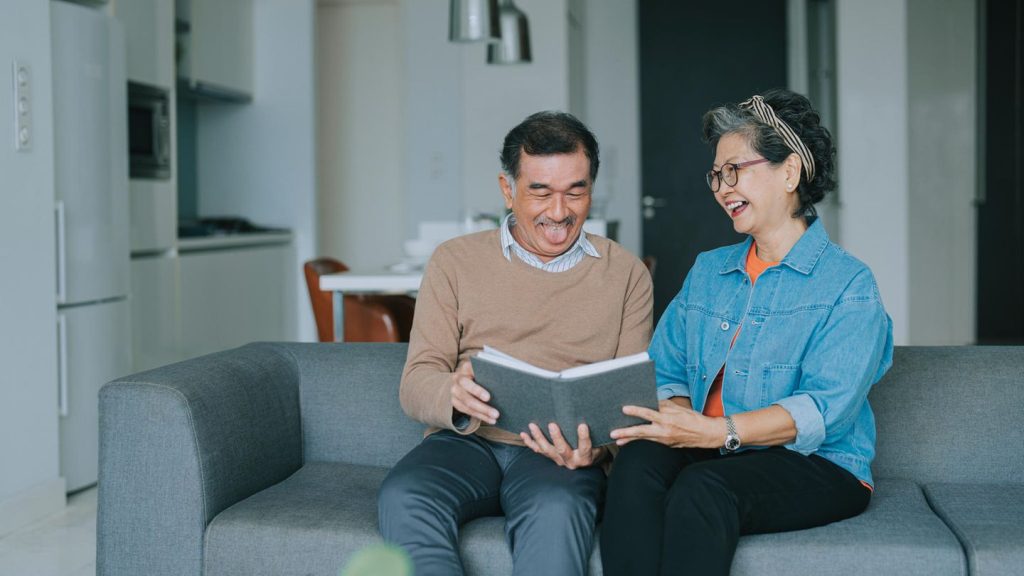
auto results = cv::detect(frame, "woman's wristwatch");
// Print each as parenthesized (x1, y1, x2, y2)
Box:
(723, 415, 742, 452)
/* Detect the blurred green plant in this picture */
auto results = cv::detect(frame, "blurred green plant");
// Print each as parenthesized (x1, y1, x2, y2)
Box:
(338, 544, 413, 576)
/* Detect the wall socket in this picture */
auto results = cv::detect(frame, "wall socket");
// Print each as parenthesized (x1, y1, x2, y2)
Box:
(13, 60, 31, 152)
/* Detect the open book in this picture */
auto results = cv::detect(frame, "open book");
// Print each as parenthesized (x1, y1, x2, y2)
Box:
(469, 346, 658, 448)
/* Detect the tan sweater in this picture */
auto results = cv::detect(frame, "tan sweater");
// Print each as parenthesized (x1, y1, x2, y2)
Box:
(400, 229, 653, 445)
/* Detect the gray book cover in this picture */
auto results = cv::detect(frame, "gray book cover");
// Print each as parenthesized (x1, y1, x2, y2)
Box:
(470, 356, 658, 448)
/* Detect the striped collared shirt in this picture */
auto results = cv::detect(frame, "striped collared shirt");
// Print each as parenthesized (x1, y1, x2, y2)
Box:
(500, 212, 601, 272)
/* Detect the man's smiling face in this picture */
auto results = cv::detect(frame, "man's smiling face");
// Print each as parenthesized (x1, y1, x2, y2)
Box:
(500, 148, 593, 262)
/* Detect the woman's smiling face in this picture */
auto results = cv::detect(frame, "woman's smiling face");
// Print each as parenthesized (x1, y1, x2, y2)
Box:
(712, 133, 799, 238)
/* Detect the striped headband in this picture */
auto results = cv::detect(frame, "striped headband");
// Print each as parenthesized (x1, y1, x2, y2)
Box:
(739, 95, 816, 182)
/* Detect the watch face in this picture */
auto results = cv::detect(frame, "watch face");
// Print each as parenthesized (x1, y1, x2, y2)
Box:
(725, 436, 741, 451)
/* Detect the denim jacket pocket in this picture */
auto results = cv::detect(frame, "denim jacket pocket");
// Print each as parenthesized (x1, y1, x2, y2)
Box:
(761, 364, 802, 407)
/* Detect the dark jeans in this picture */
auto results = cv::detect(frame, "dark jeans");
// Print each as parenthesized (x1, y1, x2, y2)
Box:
(600, 441, 870, 576)
(378, 430, 606, 576)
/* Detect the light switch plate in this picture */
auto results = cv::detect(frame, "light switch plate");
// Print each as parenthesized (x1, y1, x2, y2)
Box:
(13, 60, 31, 152)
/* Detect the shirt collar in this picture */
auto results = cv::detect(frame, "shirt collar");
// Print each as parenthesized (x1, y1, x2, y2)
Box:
(719, 217, 829, 276)
(500, 212, 601, 263)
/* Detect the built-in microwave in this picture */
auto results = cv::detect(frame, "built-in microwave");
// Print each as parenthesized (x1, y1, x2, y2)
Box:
(127, 82, 170, 179)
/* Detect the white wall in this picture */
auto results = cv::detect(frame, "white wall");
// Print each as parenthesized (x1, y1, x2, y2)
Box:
(458, 0, 570, 217)
(323, 0, 643, 270)
(907, 0, 976, 344)
(319, 0, 575, 267)
(787, 0, 809, 96)
(0, 0, 66, 534)
(317, 0, 406, 270)
(578, 0, 641, 255)
(787, 0, 841, 239)
(196, 0, 316, 341)
(836, 0, 910, 344)
(836, 0, 977, 345)
(400, 0, 464, 239)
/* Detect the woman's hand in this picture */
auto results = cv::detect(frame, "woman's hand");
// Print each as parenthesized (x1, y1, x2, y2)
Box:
(610, 399, 727, 449)
(521, 423, 606, 470)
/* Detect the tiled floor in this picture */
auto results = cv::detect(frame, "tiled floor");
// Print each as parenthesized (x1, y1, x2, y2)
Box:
(0, 487, 96, 576)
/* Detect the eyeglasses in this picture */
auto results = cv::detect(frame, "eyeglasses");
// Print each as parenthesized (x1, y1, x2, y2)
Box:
(705, 158, 771, 193)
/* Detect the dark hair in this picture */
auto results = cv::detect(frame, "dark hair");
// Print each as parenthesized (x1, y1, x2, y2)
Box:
(702, 88, 836, 217)
(500, 111, 600, 183)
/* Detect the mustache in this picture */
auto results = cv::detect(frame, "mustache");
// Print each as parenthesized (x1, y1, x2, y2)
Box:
(534, 215, 577, 227)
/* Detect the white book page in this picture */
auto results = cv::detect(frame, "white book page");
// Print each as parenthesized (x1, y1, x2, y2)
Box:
(477, 346, 560, 379)
(558, 351, 651, 379)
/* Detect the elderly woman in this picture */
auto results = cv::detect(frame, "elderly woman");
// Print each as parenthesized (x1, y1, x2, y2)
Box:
(600, 89, 894, 575)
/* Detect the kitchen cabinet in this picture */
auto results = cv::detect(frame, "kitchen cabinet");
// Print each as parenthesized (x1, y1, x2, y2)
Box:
(130, 256, 182, 372)
(115, 0, 179, 255)
(114, 0, 175, 89)
(176, 0, 253, 100)
(178, 238, 295, 359)
(130, 179, 178, 254)
(131, 237, 294, 374)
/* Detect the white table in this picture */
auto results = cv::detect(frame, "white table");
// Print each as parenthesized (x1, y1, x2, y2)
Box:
(319, 270, 423, 342)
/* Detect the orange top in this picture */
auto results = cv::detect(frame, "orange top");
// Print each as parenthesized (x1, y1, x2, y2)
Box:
(703, 243, 776, 418)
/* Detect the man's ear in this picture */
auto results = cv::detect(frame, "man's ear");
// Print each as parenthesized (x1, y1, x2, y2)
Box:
(499, 173, 515, 209)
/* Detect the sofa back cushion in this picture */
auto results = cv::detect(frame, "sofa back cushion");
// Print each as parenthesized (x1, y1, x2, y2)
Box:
(870, 346, 1024, 484)
(286, 342, 424, 467)
(288, 342, 1024, 483)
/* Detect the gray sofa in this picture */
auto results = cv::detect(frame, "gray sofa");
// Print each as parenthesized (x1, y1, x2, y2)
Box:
(96, 344, 1024, 575)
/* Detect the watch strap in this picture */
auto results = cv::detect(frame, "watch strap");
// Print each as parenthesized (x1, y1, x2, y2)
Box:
(725, 415, 738, 437)
(723, 415, 740, 452)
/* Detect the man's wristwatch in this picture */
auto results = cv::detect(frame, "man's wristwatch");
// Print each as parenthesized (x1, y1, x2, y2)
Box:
(723, 415, 741, 452)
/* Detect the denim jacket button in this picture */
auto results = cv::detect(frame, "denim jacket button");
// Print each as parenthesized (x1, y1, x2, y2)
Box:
(721, 321, 730, 331)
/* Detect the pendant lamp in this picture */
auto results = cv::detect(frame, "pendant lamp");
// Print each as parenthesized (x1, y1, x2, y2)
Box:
(449, 0, 500, 43)
(487, 0, 531, 64)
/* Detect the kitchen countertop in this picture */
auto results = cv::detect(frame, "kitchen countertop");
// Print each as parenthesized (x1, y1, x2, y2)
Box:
(176, 231, 293, 253)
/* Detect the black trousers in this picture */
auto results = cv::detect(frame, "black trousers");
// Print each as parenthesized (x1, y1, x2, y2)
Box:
(600, 441, 870, 576)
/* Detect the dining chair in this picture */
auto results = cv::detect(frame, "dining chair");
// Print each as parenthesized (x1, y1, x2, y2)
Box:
(303, 258, 416, 343)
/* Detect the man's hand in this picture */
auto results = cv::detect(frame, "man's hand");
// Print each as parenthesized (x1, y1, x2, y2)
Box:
(520, 423, 606, 470)
(450, 361, 499, 425)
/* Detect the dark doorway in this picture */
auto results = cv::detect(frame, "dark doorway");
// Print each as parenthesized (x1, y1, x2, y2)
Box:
(977, 0, 1024, 344)
(639, 0, 788, 321)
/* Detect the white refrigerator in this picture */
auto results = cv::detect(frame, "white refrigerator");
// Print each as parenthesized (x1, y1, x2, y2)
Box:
(51, 0, 132, 493)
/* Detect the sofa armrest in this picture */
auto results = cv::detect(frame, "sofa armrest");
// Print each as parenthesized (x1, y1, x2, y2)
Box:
(96, 342, 302, 576)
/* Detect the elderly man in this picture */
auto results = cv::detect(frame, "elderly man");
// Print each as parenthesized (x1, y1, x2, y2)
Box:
(377, 111, 652, 576)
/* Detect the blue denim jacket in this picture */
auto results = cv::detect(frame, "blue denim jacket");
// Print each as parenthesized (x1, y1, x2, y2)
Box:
(651, 219, 893, 485)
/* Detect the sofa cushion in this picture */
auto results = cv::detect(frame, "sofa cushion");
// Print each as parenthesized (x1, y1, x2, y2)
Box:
(924, 483, 1024, 576)
(730, 478, 965, 575)
(204, 462, 386, 576)
(203, 461, 604, 576)
(204, 464, 962, 576)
